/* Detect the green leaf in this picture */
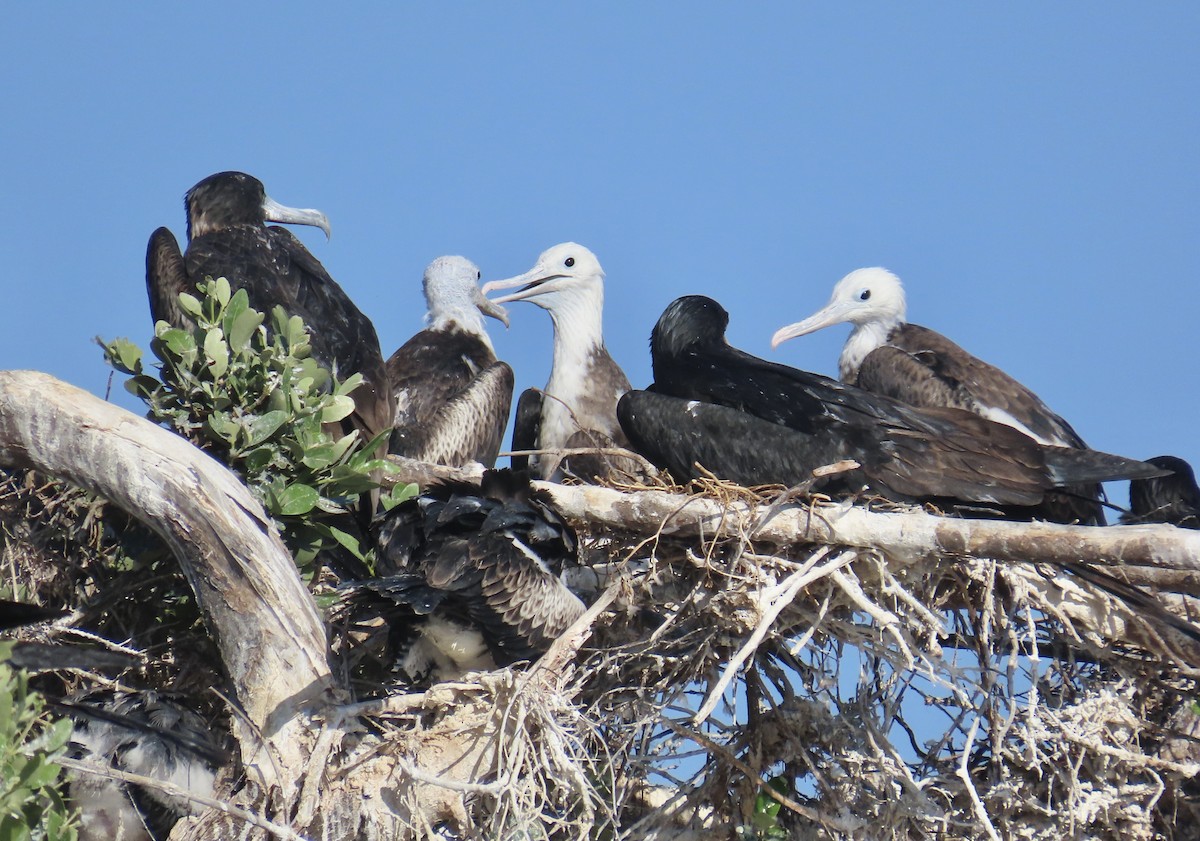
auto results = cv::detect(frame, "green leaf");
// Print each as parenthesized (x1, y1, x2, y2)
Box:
(203, 328, 229, 378)
(245, 410, 289, 447)
(382, 482, 420, 511)
(301, 443, 338, 471)
(206, 414, 240, 445)
(103, 338, 143, 374)
(276, 483, 319, 516)
(243, 445, 277, 473)
(286, 314, 308, 346)
(212, 276, 231, 306)
(177, 292, 203, 318)
(334, 372, 364, 397)
(227, 307, 264, 354)
(159, 328, 196, 357)
(313, 523, 368, 560)
(320, 394, 356, 423)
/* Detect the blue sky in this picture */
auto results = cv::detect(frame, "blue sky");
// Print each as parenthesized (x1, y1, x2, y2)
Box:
(3, 5, 1197, 505)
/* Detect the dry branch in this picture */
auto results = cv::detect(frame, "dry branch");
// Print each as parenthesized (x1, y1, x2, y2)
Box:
(0, 370, 336, 786)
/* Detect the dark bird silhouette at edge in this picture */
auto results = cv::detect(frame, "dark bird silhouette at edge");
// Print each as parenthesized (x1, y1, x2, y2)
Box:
(1123, 455, 1200, 529)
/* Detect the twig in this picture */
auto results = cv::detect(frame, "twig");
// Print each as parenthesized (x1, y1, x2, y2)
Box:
(57, 756, 309, 841)
(694, 548, 853, 725)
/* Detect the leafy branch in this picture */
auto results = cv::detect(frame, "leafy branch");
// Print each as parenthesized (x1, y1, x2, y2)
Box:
(102, 277, 413, 572)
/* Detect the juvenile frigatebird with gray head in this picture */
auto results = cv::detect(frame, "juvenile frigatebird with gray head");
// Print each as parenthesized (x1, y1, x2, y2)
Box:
(146, 171, 392, 447)
(771, 267, 1105, 522)
(386, 256, 514, 467)
(482, 243, 636, 481)
(620, 296, 1165, 516)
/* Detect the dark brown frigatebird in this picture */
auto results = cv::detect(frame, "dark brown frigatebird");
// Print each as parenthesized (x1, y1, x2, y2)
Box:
(347, 469, 584, 683)
(146, 171, 392, 447)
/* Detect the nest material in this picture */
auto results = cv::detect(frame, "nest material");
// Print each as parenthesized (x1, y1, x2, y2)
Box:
(4, 456, 1200, 840)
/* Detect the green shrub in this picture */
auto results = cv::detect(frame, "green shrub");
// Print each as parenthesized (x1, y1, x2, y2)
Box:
(103, 277, 415, 573)
(0, 643, 77, 841)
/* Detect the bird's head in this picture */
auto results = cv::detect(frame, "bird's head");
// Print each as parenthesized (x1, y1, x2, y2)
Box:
(423, 255, 509, 330)
(650, 295, 730, 362)
(481, 242, 604, 313)
(771, 267, 907, 349)
(184, 171, 331, 241)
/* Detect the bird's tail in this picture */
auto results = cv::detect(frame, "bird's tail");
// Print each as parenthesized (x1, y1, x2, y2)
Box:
(1042, 447, 1171, 487)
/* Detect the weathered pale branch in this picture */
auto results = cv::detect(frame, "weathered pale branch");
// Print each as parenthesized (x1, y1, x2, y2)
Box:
(0, 370, 336, 784)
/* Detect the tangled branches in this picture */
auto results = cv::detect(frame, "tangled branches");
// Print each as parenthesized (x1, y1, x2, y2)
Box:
(2, 372, 1199, 839)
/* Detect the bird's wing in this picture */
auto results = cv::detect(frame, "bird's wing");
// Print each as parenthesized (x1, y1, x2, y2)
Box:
(475, 532, 585, 663)
(888, 324, 1088, 448)
(510, 388, 544, 472)
(394, 362, 515, 467)
(145, 227, 190, 328)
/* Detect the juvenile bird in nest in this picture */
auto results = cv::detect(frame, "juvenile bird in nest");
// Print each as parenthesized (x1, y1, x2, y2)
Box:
(345, 469, 584, 684)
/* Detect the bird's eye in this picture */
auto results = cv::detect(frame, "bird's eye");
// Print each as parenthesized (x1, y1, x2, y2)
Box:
(858, 289, 871, 301)
(565, 257, 575, 268)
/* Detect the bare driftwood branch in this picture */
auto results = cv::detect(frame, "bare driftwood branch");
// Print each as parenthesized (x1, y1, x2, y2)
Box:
(534, 482, 1200, 580)
(0, 370, 336, 786)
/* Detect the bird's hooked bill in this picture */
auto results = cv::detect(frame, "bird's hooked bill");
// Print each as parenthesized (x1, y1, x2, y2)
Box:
(481, 269, 564, 304)
(262, 196, 332, 240)
(771, 301, 855, 349)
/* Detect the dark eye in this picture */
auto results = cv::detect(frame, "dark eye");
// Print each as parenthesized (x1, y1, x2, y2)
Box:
(858, 289, 871, 301)
(565, 257, 575, 267)
(476, 271, 481, 280)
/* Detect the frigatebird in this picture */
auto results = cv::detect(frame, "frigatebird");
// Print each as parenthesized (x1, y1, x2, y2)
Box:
(347, 469, 584, 683)
(146, 171, 391, 447)
(482, 243, 636, 481)
(64, 689, 223, 841)
(771, 267, 1105, 522)
(1123, 455, 1200, 529)
(386, 256, 514, 467)
(620, 296, 1164, 515)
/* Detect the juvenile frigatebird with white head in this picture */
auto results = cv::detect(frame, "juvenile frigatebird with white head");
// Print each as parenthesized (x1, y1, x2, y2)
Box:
(771, 267, 1105, 523)
(482, 243, 635, 481)
(146, 171, 392, 448)
(386, 256, 514, 467)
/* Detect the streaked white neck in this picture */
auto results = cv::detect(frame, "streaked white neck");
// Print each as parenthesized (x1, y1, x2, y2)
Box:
(839, 319, 899, 382)
(544, 284, 605, 396)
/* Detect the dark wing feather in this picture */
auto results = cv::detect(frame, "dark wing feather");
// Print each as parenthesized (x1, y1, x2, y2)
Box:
(477, 537, 584, 663)
(887, 324, 1088, 448)
(860, 340, 1105, 523)
(145, 227, 189, 328)
(856, 344, 985, 415)
(387, 330, 513, 466)
(650, 340, 1153, 511)
(0, 599, 66, 632)
(364, 469, 581, 666)
(511, 389, 543, 472)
